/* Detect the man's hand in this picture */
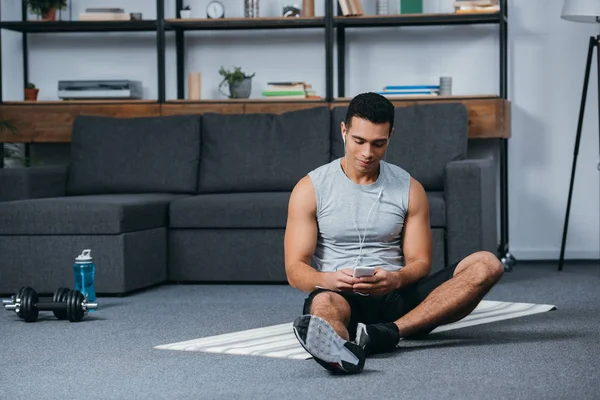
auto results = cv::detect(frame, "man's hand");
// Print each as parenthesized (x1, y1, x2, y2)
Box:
(352, 268, 400, 295)
(321, 269, 358, 292)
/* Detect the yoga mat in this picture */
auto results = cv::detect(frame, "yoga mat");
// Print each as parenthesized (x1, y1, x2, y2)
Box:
(155, 300, 557, 360)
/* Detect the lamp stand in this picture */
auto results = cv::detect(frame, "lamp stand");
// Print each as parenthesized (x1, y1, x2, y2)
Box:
(558, 35, 600, 271)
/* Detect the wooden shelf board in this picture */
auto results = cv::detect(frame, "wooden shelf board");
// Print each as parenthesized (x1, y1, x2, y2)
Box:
(0, 20, 158, 33)
(165, 17, 323, 23)
(0, 97, 510, 142)
(334, 12, 500, 27)
(2, 100, 157, 105)
(165, 17, 325, 30)
(334, 95, 499, 101)
(166, 98, 326, 103)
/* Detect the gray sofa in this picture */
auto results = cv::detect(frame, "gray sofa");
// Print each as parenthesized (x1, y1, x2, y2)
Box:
(0, 103, 497, 295)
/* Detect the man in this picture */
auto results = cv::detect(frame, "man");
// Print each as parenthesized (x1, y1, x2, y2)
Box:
(284, 92, 504, 374)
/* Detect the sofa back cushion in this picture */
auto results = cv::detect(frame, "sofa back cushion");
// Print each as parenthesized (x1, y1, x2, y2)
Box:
(198, 107, 331, 193)
(67, 115, 201, 195)
(331, 103, 468, 191)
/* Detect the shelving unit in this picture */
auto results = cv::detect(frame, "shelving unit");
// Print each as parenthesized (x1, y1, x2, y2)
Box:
(0, 0, 512, 264)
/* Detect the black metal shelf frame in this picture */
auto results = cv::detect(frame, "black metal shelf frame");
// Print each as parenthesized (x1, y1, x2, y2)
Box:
(0, 0, 511, 266)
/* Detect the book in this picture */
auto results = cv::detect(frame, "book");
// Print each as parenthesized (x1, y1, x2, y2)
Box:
(383, 85, 440, 90)
(400, 0, 423, 14)
(85, 8, 125, 13)
(79, 13, 131, 21)
(378, 91, 439, 96)
(261, 91, 306, 96)
(454, 0, 498, 5)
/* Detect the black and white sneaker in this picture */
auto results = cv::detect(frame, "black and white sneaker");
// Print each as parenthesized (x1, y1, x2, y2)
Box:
(293, 315, 365, 374)
(354, 322, 371, 355)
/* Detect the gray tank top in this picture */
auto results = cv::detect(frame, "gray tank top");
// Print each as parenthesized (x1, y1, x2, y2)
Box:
(308, 158, 411, 273)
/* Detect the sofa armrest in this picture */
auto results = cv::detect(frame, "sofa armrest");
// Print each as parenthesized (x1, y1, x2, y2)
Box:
(444, 158, 497, 264)
(0, 165, 68, 202)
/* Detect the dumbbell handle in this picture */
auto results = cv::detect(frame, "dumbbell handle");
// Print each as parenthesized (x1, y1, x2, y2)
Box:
(3, 297, 68, 306)
(4, 300, 98, 311)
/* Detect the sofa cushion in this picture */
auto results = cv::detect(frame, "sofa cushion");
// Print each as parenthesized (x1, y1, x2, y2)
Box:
(170, 192, 290, 228)
(0, 194, 181, 235)
(198, 107, 330, 193)
(331, 103, 468, 191)
(427, 192, 446, 228)
(67, 115, 201, 195)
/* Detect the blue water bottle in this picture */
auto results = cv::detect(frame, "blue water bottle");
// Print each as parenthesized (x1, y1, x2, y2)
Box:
(73, 249, 96, 308)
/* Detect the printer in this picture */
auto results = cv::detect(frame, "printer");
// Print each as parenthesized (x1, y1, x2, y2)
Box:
(58, 80, 143, 100)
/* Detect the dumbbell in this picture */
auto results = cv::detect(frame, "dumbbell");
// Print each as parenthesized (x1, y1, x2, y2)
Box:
(4, 287, 97, 322)
(2, 287, 71, 320)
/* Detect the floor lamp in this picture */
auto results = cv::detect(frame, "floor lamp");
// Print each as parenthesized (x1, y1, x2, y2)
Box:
(559, 0, 600, 271)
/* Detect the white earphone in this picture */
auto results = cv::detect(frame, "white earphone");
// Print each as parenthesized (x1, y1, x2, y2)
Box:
(340, 129, 386, 267)
(350, 173, 384, 268)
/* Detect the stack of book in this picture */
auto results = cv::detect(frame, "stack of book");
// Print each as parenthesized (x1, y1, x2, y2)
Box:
(261, 82, 321, 100)
(338, 0, 364, 16)
(453, 0, 499, 13)
(79, 8, 130, 21)
(377, 85, 440, 98)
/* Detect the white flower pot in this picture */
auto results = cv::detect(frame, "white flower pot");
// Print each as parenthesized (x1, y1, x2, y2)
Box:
(180, 10, 191, 19)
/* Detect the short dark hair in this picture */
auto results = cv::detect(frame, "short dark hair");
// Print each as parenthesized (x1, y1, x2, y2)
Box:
(344, 92, 395, 134)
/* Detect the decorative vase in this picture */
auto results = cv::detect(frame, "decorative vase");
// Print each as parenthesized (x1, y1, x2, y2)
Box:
(24, 88, 39, 101)
(42, 8, 57, 21)
(230, 78, 252, 99)
(302, 0, 315, 17)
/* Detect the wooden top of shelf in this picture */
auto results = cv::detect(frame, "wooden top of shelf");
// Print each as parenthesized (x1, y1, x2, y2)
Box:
(0, 96, 510, 142)
(334, 12, 501, 27)
(165, 17, 325, 30)
(1, 100, 157, 105)
(1, 95, 499, 105)
(0, 12, 501, 33)
(0, 20, 157, 33)
(334, 94, 500, 101)
(166, 98, 326, 103)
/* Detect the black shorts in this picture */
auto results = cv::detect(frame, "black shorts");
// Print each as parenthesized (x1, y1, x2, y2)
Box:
(302, 262, 459, 340)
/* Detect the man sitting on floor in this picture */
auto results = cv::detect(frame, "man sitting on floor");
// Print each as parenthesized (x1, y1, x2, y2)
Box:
(284, 92, 504, 374)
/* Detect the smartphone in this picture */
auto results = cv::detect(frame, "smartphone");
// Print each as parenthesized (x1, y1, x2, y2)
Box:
(353, 266, 376, 278)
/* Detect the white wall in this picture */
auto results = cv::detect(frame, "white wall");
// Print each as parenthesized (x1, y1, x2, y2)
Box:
(509, 0, 599, 260)
(1, 0, 599, 261)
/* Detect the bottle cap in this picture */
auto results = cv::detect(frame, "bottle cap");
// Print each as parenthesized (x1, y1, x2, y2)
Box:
(75, 249, 93, 263)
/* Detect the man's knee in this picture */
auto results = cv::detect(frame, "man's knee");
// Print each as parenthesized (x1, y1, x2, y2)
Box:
(470, 251, 504, 286)
(308, 290, 351, 323)
(456, 251, 504, 287)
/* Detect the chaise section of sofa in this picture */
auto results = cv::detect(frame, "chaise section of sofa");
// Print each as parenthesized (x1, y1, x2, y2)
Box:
(0, 114, 201, 295)
(168, 107, 331, 282)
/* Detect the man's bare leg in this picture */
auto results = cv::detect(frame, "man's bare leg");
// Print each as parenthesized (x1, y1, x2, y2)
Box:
(309, 291, 352, 340)
(293, 291, 366, 374)
(395, 251, 505, 338)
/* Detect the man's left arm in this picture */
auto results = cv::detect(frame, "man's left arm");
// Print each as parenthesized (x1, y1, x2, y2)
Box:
(353, 177, 432, 295)
(391, 177, 432, 288)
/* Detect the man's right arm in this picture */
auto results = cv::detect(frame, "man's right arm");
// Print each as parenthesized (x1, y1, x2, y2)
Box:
(284, 176, 357, 293)
(284, 176, 323, 293)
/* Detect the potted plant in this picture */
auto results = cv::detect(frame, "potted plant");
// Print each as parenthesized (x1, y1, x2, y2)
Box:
(218, 66, 255, 99)
(180, 5, 192, 19)
(25, 82, 39, 101)
(26, 0, 68, 21)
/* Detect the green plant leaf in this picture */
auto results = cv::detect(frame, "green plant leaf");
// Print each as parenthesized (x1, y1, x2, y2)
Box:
(25, 0, 68, 15)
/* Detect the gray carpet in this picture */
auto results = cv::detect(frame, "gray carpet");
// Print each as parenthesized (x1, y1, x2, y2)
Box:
(0, 262, 598, 399)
